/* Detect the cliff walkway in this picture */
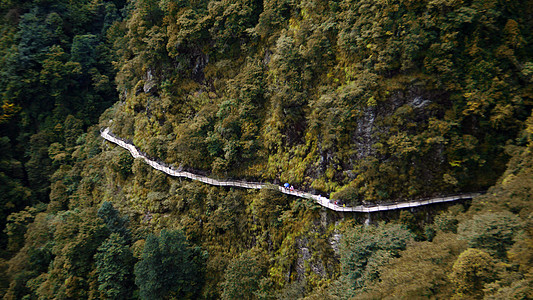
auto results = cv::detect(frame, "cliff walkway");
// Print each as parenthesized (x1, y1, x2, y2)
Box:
(101, 128, 480, 213)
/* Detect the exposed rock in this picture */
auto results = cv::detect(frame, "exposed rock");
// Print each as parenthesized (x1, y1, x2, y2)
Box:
(329, 232, 341, 255)
(143, 69, 157, 94)
(411, 96, 431, 108)
(354, 107, 376, 159)
(320, 209, 328, 229)
(263, 50, 272, 65)
(192, 53, 208, 82)
(294, 238, 327, 281)
(364, 214, 371, 226)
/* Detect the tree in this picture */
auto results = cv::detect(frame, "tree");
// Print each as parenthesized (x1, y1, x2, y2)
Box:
(95, 233, 135, 300)
(250, 187, 287, 230)
(0, 137, 32, 250)
(134, 229, 206, 299)
(433, 205, 464, 234)
(25, 130, 56, 203)
(112, 150, 134, 178)
(32, 209, 109, 299)
(4, 205, 45, 253)
(338, 222, 414, 296)
(220, 250, 265, 300)
(360, 233, 466, 299)
(70, 34, 99, 71)
(458, 211, 523, 258)
(97, 201, 130, 240)
(208, 0, 262, 55)
(449, 248, 496, 298)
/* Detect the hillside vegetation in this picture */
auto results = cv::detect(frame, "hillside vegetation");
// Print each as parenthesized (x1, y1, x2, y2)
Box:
(0, 0, 532, 299)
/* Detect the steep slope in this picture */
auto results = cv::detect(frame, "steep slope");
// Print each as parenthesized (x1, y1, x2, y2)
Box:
(1, 0, 532, 299)
(0, 0, 123, 255)
(338, 112, 533, 299)
(108, 0, 532, 205)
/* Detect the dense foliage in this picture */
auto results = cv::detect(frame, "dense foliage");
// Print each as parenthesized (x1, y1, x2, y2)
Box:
(0, 0, 123, 249)
(0, 0, 531, 299)
(108, 0, 532, 204)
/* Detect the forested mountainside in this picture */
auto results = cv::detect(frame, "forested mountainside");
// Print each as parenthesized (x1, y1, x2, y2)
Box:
(0, 0, 532, 299)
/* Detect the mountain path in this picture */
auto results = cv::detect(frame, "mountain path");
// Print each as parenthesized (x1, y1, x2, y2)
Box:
(101, 128, 480, 213)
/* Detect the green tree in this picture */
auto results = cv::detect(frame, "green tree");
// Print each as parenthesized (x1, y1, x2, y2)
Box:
(3, 212, 54, 299)
(221, 250, 265, 300)
(95, 233, 135, 300)
(4, 205, 45, 254)
(458, 211, 523, 258)
(250, 187, 287, 230)
(113, 150, 134, 178)
(70, 34, 99, 71)
(339, 222, 414, 295)
(361, 233, 466, 299)
(134, 229, 206, 299)
(433, 205, 464, 234)
(33, 209, 109, 299)
(25, 130, 56, 203)
(449, 248, 496, 298)
(97, 201, 130, 240)
(208, 0, 262, 55)
(0, 137, 32, 250)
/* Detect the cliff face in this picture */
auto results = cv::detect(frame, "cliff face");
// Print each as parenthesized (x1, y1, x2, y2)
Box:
(1, 0, 532, 299)
(109, 0, 532, 205)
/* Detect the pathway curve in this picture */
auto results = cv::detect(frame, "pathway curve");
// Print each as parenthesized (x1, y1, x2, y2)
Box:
(101, 128, 480, 212)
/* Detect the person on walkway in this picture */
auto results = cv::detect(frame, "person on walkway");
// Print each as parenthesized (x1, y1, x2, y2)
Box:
(290, 185, 294, 191)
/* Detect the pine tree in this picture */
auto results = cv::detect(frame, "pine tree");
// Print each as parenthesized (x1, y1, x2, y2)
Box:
(134, 229, 205, 300)
(95, 233, 135, 300)
(97, 201, 130, 241)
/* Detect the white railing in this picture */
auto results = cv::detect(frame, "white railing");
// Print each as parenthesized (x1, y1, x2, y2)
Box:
(100, 128, 480, 212)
